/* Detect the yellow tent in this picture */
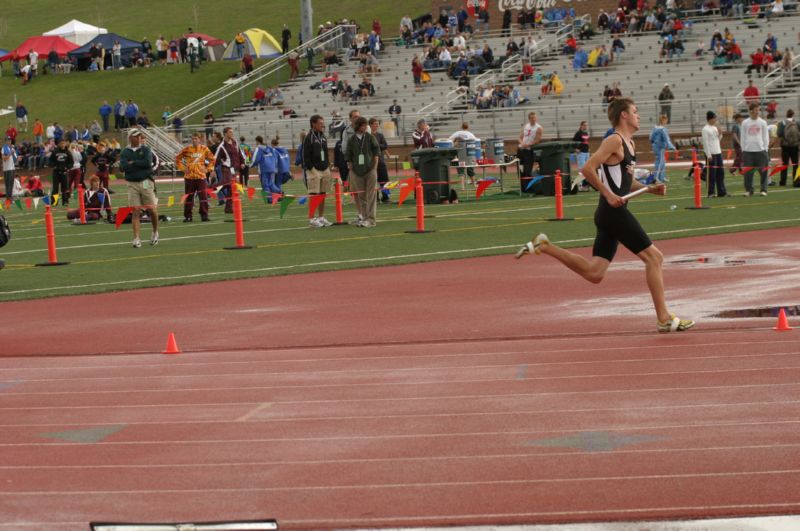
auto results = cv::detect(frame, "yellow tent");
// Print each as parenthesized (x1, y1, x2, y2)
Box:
(223, 28, 282, 60)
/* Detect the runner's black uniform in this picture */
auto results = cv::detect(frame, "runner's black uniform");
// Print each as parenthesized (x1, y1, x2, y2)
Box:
(593, 133, 652, 261)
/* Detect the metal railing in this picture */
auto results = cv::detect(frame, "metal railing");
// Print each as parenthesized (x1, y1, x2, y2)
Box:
(164, 92, 800, 149)
(169, 25, 355, 125)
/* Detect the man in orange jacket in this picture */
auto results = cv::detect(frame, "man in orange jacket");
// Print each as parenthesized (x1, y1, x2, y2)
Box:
(175, 133, 215, 222)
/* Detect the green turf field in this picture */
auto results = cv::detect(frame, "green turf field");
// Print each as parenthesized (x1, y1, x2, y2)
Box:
(0, 0, 429, 128)
(1, 168, 798, 302)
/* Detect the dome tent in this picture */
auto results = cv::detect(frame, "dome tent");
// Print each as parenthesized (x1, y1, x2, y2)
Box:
(222, 29, 282, 60)
(43, 19, 108, 46)
(68, 33, 143, 70)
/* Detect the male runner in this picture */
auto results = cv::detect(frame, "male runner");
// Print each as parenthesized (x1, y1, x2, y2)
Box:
(516, 97, 694, 333)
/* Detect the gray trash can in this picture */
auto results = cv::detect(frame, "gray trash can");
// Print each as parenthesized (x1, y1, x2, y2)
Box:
(529, 141, 580, 195)
(410, 148, 459, 204)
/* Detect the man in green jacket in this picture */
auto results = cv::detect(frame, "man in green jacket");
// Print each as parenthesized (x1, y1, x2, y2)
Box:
(120, 129, 159, 247)
(345, 117, 380, 227)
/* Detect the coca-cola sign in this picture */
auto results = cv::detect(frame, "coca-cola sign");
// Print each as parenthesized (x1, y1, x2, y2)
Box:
(497, 0, 588, 9)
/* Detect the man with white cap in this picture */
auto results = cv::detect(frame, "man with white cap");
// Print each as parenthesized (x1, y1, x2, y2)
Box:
(120, 129, 159, 247)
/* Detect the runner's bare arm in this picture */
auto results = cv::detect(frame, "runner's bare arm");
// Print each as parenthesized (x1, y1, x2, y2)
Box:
(581, 135, 625, 207)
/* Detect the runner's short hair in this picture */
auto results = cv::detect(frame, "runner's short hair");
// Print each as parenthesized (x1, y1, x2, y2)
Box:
(608, 97, 635, 127)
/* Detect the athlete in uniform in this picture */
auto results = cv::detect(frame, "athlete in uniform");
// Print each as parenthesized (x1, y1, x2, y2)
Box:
(516, 97, 694, 333)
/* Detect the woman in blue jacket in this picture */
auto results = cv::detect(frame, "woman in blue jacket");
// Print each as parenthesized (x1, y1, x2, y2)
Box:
(649, 114, 676, 183)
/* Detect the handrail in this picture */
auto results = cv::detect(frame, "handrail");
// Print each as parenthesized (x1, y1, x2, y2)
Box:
(170, 25, 355, 124)
(164, 91, 800, 144)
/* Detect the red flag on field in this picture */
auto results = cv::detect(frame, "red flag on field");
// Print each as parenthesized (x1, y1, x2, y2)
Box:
(769, 165, 788, 177)
(247, 187, 256, 200)
(308, 194, 325, 218)
(271, 193, 282, 205)
(740, 166, 753, 173)
(475, 179, 494, 199)
(115, 207, 133, 229)
(24, 198, 32, 210)
(726, 149, 733, 159)
(397, 182, 414, 206)
(179, 193, 191, 204)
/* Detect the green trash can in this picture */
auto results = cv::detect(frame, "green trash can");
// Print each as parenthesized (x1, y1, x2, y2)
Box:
(528, 141, 580, 195)
(410, 148, 458, 204)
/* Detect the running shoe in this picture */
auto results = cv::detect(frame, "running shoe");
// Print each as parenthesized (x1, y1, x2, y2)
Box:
(514, 233, 550, 259)
(657, 315, 695, 333)
(349, 214, 364, 225)
(132, 238, 142, 248)
(309, 217, 323, 228)
(318, 217, 333, 227)
(150, 232, 159, 246)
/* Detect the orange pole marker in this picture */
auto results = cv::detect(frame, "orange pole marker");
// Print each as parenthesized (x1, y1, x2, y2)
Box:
(36, 205, 69, 266)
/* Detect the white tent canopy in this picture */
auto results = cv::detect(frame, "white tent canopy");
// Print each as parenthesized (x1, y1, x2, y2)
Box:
(43, 19, 108, 46)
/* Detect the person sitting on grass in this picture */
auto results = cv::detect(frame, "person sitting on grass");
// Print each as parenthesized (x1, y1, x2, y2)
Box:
(66, 175, 113, 222)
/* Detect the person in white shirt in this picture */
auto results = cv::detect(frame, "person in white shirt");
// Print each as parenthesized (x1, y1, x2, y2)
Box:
(518, 111, 543, 181)
(740, 103, 771, 196)
(438, 47, 452, 68)
(449, 122, 479, 184)
(453, 33, 466, 51)
(28, 49, 39, 77)
(701, 111, 728, 197)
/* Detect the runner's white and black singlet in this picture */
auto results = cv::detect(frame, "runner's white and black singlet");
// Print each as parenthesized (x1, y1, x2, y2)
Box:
(592, 133, 653, 261)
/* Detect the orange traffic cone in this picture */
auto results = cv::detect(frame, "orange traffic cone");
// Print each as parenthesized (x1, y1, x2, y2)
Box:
(162, 332, 181, 354)
(774, 308, 792, 331)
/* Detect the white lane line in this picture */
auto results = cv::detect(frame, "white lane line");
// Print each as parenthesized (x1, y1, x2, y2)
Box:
(2, 218, 798, 294)
(2, 337, 796, 375)
(2, 349, 798, 387)
(2, 443, 800, 469)
(1, 419, 799, 447)
(3, 469, 800, 494)
(1, 399, 798, 429)
(284, 507, 800, 526)
(3, 382, 800, 412)
(0, 329, 800, 374)
(1, 363, 798, 393)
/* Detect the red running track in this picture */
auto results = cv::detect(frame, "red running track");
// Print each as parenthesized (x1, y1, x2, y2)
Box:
(0, 228, 799, 529)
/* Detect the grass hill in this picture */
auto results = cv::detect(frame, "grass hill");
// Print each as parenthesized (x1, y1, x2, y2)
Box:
(0, 0, 430, 133)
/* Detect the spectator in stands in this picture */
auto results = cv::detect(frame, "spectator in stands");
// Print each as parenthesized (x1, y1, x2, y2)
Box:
(598, 9, 610, 32)
(287, 50, 299, 79)
(579, 22, 596, 40)
(746, 49, 765, 76)
(732, 0, 745, 18)
(502, 9, 513, 37)
(562, 35, 577, 55)
(658, 84, 675, 124)
(412, 56, 424, 92)
(766, 99, 778, 120)
(743, 79, 760, 106)
(253, 86, 266, 107)
(573, 44, 588, 70)
(412, 119, 434, 149)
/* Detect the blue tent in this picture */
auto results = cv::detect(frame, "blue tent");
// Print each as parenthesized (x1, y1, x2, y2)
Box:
(67, 32, 142, 70)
